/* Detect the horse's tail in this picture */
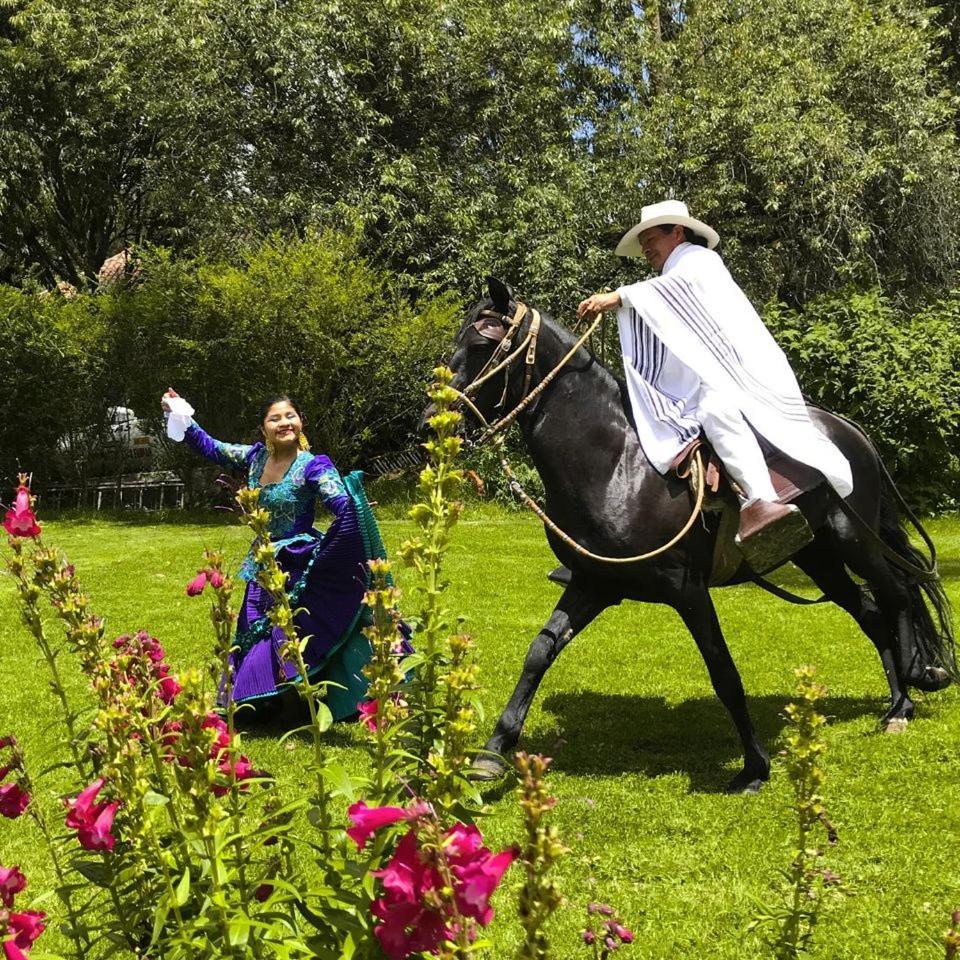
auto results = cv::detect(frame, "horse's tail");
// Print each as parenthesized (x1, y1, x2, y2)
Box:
(876, 468, 958, 687)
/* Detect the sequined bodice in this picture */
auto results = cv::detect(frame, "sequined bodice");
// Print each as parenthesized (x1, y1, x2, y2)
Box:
(249, 450, 320, 539)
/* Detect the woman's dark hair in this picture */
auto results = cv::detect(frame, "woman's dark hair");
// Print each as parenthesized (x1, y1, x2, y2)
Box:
(657, 223, 709, 248)
(258, 394, 303, 426)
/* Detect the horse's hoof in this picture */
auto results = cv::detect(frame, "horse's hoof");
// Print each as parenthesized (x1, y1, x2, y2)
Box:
(469, 755, 508, 782)
(883, 716, 910, 734)
(725, 770, 766, 795)
(908, 666, 952, 693)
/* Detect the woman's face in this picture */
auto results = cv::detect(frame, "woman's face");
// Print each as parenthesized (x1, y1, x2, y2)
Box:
(262, 401, 302, 450)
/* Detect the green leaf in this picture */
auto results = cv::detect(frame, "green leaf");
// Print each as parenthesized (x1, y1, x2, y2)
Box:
(174, 868, 190, 906)
(71, 860, 111, 885)
(322, 763, 357, 801)
(228, 915, 251, 947)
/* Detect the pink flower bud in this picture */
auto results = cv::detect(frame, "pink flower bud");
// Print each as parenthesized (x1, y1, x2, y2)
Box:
(0, 784, 30, 819)
(209, 570, 224, 589)
(185, 572, 208, 596)
(582, 929, 596, 945)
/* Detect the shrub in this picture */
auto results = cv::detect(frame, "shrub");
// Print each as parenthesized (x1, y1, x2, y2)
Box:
(764, 287, 960, 510)
(0, 230, 461, 490)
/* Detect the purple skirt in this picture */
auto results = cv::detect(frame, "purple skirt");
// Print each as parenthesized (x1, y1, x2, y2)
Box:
(224, 506, 371, 717)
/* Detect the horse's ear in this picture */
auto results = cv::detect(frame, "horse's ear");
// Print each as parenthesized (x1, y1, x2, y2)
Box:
(486, 276, 514, 315)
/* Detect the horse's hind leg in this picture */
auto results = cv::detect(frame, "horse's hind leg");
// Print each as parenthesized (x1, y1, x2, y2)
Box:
(792, 537, 914, 727)
(473, 579, 612, 779)
(674, 581, 770, 794)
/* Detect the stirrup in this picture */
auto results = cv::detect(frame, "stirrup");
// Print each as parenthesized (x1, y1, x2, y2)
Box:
(735, 508, 813, 574)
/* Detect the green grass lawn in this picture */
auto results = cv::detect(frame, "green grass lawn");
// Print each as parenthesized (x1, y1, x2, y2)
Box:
(1, 509, 959, 958)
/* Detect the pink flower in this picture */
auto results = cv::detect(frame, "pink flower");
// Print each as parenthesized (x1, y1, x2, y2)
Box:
(0, 866, 26, 907)
(7, 911, 44, 951)
(373, 830, 433, 903)
(209, 570, 224, 589)
(185, 572, 208, 596)
(156, 672, 182, 704)
(372, 897, 448, 960)
(357, 700, 379, 732)
(451, 846, 517, 926)
(65, 779, 119, 852)
(76, 803, 119, 852)
(202, 714, 231, 755)
(2, 485, 40, 540)
(364, 815, 516, 958)
(0, 784, 30, 819)
(212, 754, 260, 797)
(64, 778, 105, 830)
(2, 941, 27, 960)
(346, 801, 408, 850)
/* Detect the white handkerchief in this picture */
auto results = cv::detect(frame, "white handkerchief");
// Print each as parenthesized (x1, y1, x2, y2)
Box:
(164, 396, 195, 442)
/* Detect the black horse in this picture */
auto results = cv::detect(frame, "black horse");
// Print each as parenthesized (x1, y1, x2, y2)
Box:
(441, 279, 956, 793)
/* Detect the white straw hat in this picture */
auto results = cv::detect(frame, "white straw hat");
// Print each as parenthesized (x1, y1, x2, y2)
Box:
(615, 200, 719, 256)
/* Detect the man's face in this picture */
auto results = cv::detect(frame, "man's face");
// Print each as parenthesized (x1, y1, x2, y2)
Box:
(638, 224, 685, 272)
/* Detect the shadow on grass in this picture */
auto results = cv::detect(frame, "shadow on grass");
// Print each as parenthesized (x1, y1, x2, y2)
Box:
(231, 692, 360, 750)
(42, 507, 239, 528)
(517, 690, 887, 792)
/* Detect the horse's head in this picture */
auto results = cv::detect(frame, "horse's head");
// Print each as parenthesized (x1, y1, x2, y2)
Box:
(421, 277, 525, 431)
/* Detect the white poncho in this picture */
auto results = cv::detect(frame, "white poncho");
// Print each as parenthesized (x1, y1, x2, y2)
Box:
(616, 243, 853, 497)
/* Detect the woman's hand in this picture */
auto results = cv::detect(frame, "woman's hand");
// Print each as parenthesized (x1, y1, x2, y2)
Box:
(161, 387, 180, 413)
(577, 291, 621, 319)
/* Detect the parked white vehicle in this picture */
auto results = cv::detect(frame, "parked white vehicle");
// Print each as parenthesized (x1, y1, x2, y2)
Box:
(56, 406, 158, 472)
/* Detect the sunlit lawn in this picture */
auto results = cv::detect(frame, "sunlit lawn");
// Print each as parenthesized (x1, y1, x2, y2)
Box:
(1, 508, 958, 958)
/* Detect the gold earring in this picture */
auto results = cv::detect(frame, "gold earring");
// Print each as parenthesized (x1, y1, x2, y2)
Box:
(265, 437, 277, 456)
(298, 433, 311, 452)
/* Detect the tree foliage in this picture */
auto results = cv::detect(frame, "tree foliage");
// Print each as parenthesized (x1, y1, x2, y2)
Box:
(0, 230, 460, 484)
(2, 0, 955, 307)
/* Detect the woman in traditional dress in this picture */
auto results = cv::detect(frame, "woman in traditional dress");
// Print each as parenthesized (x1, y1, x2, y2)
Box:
(161, 389, 402, 718)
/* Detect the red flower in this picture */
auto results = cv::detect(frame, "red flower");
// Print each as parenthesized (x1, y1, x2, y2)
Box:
(0, 784, 30, 819)
(451, 845, 516, 926)
(185, 572, 208, 597)
(0, 866, 26, 908)
(254, 883, 272, 902)
(7, 911, 44, 951)
(2, 485, 40, 540)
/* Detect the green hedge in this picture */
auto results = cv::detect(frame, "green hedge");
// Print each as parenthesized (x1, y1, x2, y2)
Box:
(0, 230, 461, 488)
(2, 241, 958, 512)
(764, 288, 960, 511)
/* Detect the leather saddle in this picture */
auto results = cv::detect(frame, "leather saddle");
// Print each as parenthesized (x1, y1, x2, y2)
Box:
(671, 435, 825, 584)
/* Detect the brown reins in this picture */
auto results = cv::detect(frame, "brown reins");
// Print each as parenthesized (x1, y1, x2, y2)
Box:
(453, 301, 706, 564)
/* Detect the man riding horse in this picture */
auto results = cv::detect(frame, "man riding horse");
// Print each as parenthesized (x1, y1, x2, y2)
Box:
(577, 200, 853, 571)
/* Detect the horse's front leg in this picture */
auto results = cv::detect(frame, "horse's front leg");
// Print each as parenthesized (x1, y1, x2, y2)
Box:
(675, 580, 771, 793)
(473, 578, 612, 779)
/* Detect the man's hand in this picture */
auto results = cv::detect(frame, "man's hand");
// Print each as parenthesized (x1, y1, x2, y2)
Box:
(577, 291, 621, 319)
